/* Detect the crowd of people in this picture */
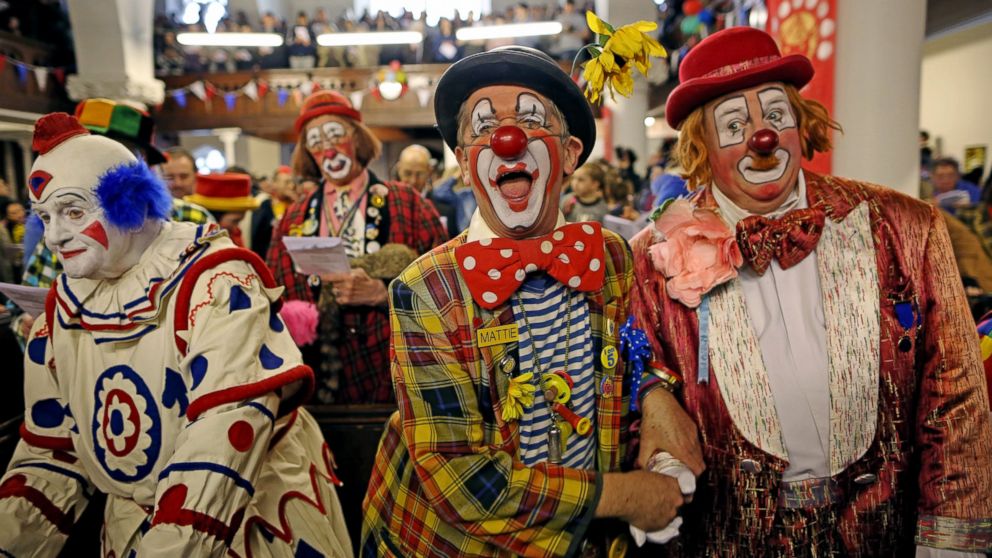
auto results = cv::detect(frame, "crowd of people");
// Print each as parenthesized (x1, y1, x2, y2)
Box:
(154, 1, 595, 74)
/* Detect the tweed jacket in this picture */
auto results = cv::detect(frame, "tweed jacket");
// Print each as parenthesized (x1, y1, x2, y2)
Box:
(361, 229, 635, 557)
(266, 173, 447, 403)
(630, 172, 992, 556)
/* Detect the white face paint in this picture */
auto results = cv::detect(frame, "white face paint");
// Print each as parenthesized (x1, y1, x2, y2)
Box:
(473, 137, 553, 229)
(303, 116, 358, 184)
(737, 148, 792, 183)
(33, 187, 131, 279)
(757, 87, 797, 132)
(712, 95, 748, 148)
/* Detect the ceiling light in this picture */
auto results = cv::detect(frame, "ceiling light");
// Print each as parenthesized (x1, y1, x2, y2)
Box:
(176, 32, 284, 47)
(316, 31, 424, 47)
(455, 21, 563, 41)
(644, 116, 656, 127)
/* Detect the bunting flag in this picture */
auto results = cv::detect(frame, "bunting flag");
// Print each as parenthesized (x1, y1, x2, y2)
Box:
(257, 79, 269, 99)
(349, 90, 364, 111)
(291, 88, 303, 107)
(277, 87, 289, 107)
(416, 87, 431, 108)
(53, 68, 65, 86)
(173, 90, 187, 108)
(34, 67, 48, 92)
(224, 92, 237, 111)
(242, 80, 258, 101)
(15, 63, 27, 84)
(204, 82, 218, 101)
(188, 80, 207, 101)
(299, 80, 314, 97)
(0, 55, 7, 76)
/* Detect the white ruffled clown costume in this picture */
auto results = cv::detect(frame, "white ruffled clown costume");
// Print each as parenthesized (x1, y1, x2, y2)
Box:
(0, 113, 352, 557)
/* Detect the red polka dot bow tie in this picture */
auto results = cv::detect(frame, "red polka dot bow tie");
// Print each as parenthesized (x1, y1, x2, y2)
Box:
(736, 207, 826, 275)
(455, 222, 607, 309)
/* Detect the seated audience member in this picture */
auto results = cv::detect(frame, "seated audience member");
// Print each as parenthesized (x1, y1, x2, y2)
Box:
(266, 91, 447, 404)
(562, 162, 609, 223)
(394, 144, 459, 237)
(186, 172, 259, 247)
(933, 156, 981, 213)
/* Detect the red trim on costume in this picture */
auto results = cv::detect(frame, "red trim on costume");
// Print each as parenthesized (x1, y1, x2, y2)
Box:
(174, 248, 281, 356)
(0, 474, 73, 534)
(20, 423, 74, 451)
(45, 285, 57, 343)
(151, 484, 237, 544)
(267, 409, 298, 450)
(185, 366, 314, 421)
(239, 444, 341, 558)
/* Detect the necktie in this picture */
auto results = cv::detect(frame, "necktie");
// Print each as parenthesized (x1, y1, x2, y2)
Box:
(736, 207, 825, 275)
(455, 222, 606, 309)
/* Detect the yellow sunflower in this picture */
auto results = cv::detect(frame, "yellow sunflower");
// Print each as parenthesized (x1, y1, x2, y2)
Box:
(580, 11, 667, 103)
(502, 372, 537, 422)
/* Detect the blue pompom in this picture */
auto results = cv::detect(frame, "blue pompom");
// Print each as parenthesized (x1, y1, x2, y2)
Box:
(94, 162, 172, 230)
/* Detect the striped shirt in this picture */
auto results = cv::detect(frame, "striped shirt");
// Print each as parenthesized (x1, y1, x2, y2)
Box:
(511, 273, 597, 468)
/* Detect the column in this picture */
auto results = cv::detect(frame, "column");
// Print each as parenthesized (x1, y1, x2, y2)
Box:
(2, 143, 14, 196)
(594, 0, 658, 176)
(64, 0, 165, 105)
(17, 138, 34, 190)
(831, 0, 926, 196)
(216, 128, 242, 167)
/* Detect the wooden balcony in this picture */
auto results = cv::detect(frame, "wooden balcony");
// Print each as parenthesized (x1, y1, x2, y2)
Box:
(154, 65, 453, 143)
(0, 31, 72, 116)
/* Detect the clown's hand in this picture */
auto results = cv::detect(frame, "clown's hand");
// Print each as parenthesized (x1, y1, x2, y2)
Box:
(630, 452, 696, 547)
(321, 268, 388, 307)
(638, 388, 705, 476)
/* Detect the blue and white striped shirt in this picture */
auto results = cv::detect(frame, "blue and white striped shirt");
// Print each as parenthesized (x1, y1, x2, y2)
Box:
(511, 273, 597, 469)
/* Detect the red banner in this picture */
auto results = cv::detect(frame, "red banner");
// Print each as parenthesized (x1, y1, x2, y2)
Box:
(765, 0, 836, 174)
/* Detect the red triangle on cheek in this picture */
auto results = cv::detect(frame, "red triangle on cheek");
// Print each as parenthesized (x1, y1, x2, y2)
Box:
(81, 221, 109, 249)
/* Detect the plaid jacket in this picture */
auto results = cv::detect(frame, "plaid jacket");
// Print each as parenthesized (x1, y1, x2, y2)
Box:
(361, 230, 635, 558)
(266, 174, 447, 403)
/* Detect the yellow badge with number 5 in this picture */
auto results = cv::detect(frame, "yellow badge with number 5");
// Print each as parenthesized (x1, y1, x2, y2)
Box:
(477, 324, 519, 348)
(600, 346, 618, 369)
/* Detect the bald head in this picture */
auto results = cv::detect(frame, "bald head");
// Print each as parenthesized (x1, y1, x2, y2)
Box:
(396, 144, 433, 192)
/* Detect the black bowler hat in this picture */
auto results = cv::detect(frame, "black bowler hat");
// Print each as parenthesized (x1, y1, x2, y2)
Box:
(434, 46, 596, 166)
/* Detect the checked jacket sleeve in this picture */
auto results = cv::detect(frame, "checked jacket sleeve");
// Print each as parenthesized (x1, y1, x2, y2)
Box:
(386, 276, 601, 557)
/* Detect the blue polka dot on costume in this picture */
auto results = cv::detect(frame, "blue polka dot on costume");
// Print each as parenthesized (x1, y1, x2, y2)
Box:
(110, 409, 125, 436)
(31, 398, 65, 429)
(27, 337, 47, 365)
(190, 355, 209, 389)
(269, 306, 285, 333)
(259, 344, 284, 370)
(229, 285, 252, 313)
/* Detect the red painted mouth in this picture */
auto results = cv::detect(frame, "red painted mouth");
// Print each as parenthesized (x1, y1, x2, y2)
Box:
(60, 248, 86, 259)
(489, 163, 541, 212)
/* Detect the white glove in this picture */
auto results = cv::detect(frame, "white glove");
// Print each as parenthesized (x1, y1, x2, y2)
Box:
(629, 452, 696, 547)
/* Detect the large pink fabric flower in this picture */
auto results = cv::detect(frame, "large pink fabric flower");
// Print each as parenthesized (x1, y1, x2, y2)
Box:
(648, 199, 743, 307)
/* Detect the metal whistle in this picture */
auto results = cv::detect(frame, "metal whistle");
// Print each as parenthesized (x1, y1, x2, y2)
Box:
(548, 421, 563, 464)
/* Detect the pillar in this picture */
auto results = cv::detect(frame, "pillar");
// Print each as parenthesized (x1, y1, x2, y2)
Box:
(831, 0, 926, 196)
(217, 128, 242, 167)
(65, 0, 165, 106)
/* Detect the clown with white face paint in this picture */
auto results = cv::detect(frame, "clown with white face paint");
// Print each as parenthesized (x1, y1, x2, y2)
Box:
(362, 46, 692, 557)
(0, 113, 352, 557)
(629, 26, 992, 557)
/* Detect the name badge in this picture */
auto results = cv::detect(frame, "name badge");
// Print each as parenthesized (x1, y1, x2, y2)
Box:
(477, 324, 519, 348)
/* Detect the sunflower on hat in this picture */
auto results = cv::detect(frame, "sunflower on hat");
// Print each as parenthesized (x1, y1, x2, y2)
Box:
(579, 11, 667, 104)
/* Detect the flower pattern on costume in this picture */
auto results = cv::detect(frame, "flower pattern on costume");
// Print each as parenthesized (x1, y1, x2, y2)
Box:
(92, 366, 161, 482)
(647, 198, 743, 308)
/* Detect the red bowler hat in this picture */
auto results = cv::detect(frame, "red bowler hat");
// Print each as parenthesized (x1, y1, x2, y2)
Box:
(294, 90, 362, 134)
(665, 27, 814, 129)
(185, 172, 259, 212)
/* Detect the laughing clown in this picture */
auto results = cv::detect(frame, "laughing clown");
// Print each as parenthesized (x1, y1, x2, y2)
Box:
(628, 27, 992, 556)
(361, 46, 693, 557)
(0, 113, 351, 557)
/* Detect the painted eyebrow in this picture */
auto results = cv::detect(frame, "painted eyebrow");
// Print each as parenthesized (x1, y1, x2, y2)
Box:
(55, 191, 87, 202)
(716, 105, 747, 119)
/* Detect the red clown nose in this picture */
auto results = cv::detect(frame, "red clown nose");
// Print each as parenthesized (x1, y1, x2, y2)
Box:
(490, 126, 529, 160)
(748, 129, 779, 155)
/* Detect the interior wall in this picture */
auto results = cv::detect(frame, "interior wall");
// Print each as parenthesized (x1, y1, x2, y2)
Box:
(920, 20, 992, 181)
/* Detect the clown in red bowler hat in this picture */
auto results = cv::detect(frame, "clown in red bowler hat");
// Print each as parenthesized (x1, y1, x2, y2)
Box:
(266, 90, 447, 405)
(627, 26, 992, 556)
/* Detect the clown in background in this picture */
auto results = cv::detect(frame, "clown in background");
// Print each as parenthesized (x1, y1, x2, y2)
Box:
(0, 113, 351, 557)
(629, 27, 992, 556)
(185, 172, 259, 248)
(362, 46, 693, 558)
(266, 90, 447, 404)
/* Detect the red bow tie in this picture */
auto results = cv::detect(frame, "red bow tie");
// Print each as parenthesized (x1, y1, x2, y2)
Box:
(736, 208, 825, 275)
(455, 222, 606, 309)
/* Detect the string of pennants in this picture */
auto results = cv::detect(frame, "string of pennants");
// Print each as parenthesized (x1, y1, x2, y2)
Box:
(0, 54, 67, 93)
(164, 75, 435, 112)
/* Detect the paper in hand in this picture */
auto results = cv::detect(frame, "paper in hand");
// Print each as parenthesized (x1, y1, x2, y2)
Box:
(281, 236, 351, 276)
(0, 282, 47, 317)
